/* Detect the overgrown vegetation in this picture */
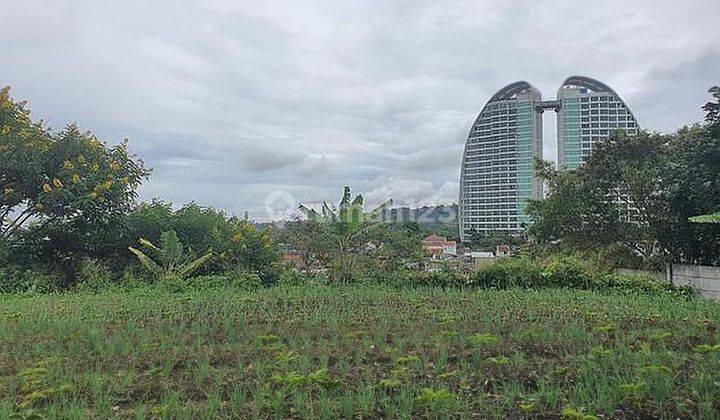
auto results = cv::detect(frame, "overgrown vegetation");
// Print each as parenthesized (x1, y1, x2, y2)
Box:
(372, 255, 694, 297)
(527, 85, 720, 267)
(2, 285, 718, 418)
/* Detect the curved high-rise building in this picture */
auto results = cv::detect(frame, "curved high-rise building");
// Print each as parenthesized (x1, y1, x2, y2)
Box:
(557, 76, 639, 169)
(458, 81, 543, 241)
(459, 76, 638, 242)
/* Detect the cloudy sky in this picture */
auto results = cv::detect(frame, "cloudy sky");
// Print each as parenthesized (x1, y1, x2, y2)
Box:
(2, 0, 719, 219)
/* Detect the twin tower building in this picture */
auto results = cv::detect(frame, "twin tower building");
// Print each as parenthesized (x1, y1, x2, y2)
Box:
(458, 76, 639, 242)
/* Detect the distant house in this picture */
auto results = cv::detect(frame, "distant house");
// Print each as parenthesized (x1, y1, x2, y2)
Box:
(464, 251, 495, 269)
(496, 244, 510, 257)
(282, 251, 304, 269)
(422, 234, 457, 257)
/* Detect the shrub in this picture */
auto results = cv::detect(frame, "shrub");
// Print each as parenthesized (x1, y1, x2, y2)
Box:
(128, 230, 214, 281)
(601, 274, 694, 297)
(542, 256, 594, 289)
(425, 269, 465, 287)
(462, 256, 693, 297)
(187, 274, 232, 290)
(0, 269, 59, 294)
(468, 257, 544, 289)
(369, 267, 467, 288)
(277, 269, 329, 287)
(277, 269, 307, 287)
(159, 274, 191, 292)
(231, 272, 263, 290)
(75, 259, 113, 292)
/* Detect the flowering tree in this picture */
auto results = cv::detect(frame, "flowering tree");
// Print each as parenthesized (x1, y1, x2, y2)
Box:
(0, 86, 149, 242)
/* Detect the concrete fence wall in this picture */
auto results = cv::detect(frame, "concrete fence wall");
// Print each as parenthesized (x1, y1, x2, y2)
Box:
(615, 265, 720, 300)
(614, 268, 668, 282)
(670, 264, 720, 300)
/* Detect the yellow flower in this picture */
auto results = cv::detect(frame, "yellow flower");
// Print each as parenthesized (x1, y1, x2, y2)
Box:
(102, 180, 113, 190)
(63, 160, 74, 170)
(90, 191, 99, 200)
(53, 178, 64, 188)
(77, 155, 86, 164)
(90, 163, 99, 172)
(42, 183, 52, 193)
(3, 187, 13, 196)
(110, 162, 120, 171)
(72, 174, 81, 184)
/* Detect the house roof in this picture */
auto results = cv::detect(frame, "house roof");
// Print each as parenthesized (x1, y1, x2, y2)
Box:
(466, 251, 494, 258)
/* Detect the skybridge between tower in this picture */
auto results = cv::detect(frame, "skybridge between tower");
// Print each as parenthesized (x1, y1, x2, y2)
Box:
(534, 100, 562, 113)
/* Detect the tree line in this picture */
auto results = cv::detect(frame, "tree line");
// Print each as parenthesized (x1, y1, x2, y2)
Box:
(1, 83, 718, 292)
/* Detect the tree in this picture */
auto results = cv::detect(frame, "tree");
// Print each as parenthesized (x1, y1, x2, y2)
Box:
(702, 86, 719, 125)
(526, 157, 625, 252)
(276, 219, 333, 274)
(368, 222, 426, 273)
(468, 228, 522, 252)
(527, 85, 720, 266)
(0, 87, 149, 242)
(297, 186, 394, 283)
(129, 230, 213, 280)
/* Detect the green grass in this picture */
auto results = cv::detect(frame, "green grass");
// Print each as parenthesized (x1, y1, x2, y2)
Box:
(1, 285, 719, 418)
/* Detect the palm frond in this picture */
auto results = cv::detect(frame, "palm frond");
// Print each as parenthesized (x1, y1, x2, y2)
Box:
(160, 230, 184, 265)
(128, 246, 162, 277)
(138, 237, 161, 252)
(689, 211, 720, 224)
(178, 250, 214, 278)
(340, 186, 352, 206)
(322, 202, 338, 222)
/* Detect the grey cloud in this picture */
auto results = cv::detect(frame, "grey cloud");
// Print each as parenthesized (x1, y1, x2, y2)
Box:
(1, 0, 718, 220)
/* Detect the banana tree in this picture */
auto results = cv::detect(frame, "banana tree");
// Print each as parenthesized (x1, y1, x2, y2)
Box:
(298, 187, 392, 283)
(128, 230, 213, 280)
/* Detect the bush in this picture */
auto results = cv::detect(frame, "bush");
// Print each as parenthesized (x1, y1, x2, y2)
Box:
(425, 269, 465, 287)
(370, 267, 465, 288)
(187, 274, 232, 290)
(600, 274, 694, 297)
(159, 274, 190, 293)
(468, 257, 544, 288)
(75, 259, 113, 292)
(231, 272, 263, 290)
(278, 269, 306, 287)
(541, 256, 594, 289)
(0, 269, 59, 294)
(178, 272, 263, 291)
(277, 269, 330, 287)
(462, 256, 693, 297)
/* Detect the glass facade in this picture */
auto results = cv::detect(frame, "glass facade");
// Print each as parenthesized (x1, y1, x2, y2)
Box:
(458, 82, 542, 241)
(514, 100, 536, 227)
(560, 97, 582, 168)
(557, 77, 639, 170)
